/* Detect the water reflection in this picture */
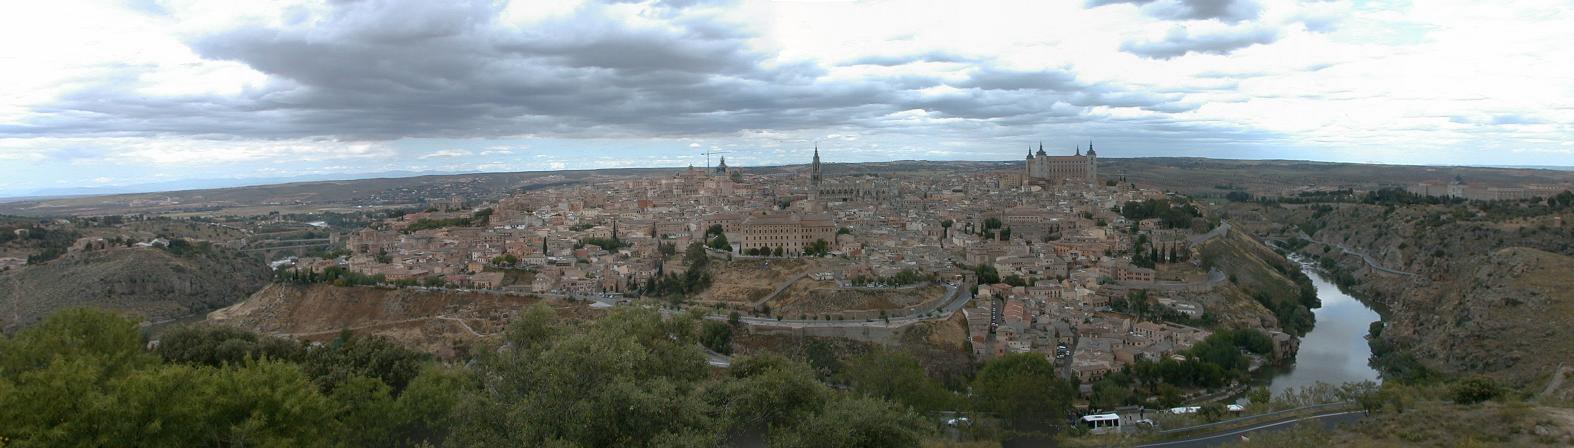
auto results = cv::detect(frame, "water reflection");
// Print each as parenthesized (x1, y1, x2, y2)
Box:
(1264, 265, 1382, 393)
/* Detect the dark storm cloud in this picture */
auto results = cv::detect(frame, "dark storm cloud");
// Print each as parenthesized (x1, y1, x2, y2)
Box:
(7, 0, 1215, 142)
(1120, 25, 1278, 59)
(1086, 0, 1259, 22)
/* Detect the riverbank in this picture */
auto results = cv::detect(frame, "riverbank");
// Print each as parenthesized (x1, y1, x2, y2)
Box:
(1260, 258, 1383, 393)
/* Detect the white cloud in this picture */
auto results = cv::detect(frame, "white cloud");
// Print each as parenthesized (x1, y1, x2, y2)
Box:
(419, 149, 473, 159)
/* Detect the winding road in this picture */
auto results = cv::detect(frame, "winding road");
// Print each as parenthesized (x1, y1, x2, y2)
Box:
(1295, 231, 1415, 277)
(1187, 220, 1232, 245)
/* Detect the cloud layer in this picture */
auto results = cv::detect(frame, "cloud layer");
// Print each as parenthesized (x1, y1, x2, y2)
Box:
(0, 0, 1572, 194)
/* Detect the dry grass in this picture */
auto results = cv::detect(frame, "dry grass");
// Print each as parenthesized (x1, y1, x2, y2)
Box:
(772, 282, 946, 315)
(1327, 401, 1573, 447)
(699, 258, 817, 304)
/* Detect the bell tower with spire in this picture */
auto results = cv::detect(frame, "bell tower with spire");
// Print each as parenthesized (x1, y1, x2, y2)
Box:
(808, 144, 823, 205)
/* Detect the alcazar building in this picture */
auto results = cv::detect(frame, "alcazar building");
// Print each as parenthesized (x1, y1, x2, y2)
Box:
(1025, 142, 1098, 185)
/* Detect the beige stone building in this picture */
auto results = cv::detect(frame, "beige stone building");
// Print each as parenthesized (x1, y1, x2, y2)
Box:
(738, 210, 836, 256)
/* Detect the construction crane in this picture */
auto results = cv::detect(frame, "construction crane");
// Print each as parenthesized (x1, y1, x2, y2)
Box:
(701, 148, 730, 170)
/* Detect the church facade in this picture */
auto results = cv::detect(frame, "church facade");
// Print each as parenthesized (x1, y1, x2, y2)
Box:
(1025, 142, 1098, 185)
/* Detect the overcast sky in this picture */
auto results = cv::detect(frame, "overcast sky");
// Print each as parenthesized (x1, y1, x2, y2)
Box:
(2, 0, 1571, 195)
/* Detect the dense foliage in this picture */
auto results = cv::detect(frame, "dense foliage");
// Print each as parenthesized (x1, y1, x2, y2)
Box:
(641, 242, 713, 297)
(0, 307, 944, 448)
(403, 217, 474, 232)
(0, 309, 457, 447)
(580, 236, 628, 251)
(848, 268, 928, 287)
(1123, 328, 1276, 394)
(1109, 290, 1217, 327)
(1120, 198, 1203, 229)
(971, 353, 1076, 431)
(0, 225, 80, 264)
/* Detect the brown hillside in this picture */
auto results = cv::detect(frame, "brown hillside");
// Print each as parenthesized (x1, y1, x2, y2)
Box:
(0, 246, 269, 331)
(208, 283, 596, 357)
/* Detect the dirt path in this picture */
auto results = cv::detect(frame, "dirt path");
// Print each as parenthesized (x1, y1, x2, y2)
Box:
(436, 316, 485, 337)
(276, 315, 489, 339)
(1538, 363, 1571, 402)
(750, 272, 809, 308)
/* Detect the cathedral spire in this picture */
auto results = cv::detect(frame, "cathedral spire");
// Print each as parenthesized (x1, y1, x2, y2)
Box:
(810, 143, 822, 184)
(1075, 144, 1081, 156)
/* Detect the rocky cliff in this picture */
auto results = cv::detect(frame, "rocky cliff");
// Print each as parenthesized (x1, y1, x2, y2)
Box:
(1279, 202, 1574, 387)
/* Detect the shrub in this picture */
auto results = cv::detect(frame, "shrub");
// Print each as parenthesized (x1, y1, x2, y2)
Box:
(1450, 376, 1502, 404)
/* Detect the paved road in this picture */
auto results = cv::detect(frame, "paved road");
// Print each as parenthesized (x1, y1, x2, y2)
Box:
(1187, 220, 1232, 245)
(703, 349, 732, 368)
(241, 242, 334, 253)
(1296, 231, 1415, 277)
(1135, 411, 1365, 448)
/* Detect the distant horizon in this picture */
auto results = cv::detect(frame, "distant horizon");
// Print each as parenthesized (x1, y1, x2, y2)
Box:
(5, 155, 1570, 202)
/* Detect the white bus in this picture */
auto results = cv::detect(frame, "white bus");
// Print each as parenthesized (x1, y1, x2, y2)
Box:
(1081, 413, 1122, 434)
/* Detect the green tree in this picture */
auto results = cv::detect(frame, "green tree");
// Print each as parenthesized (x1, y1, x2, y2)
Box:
(1090, 376, 1132, 410)
(1247, 386, 1272, 406)
(302, 332, 431, 394)
(768, 397, 932, 448)
(841, 349, 953, 414)
(1450, 376, 1502, 404)
(709, 232, 731, 251)
(973, 264, 1001, 285)
(329, 374, 401, 447)
(448, 307, 720, 447)
(707, 354, 829, 431)
(394, 365, 471, 445)
(805, 238, 831, 257)
(1198, 402, 1227, 421)
(0, 308, 153, 378)
(701, 320, 734, 355)
(157, 324, 302, 367)
(972, 353, 1075, 430)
